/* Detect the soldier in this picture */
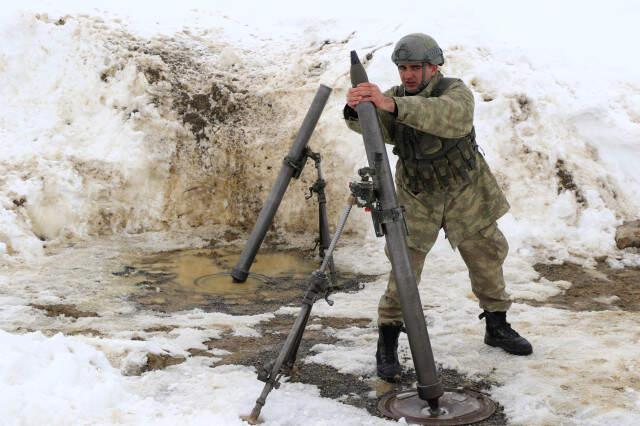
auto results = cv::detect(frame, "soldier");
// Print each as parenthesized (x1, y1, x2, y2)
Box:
(344, 33, 533, 381)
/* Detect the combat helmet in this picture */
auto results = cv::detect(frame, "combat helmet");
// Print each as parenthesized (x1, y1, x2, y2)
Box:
(392, 33, 444, 93)
(391, 33, 444, 66)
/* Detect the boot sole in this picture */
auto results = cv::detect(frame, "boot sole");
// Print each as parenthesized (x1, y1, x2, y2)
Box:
(378, 374, 400, 383)
(485, 339, 533, 356)
(377, 370, 401, 382)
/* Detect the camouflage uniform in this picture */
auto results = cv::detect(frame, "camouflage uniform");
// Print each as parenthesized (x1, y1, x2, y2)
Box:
(344, 71, 512, 326)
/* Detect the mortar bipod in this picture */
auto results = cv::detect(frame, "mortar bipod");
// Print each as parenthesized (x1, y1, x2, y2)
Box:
(241, 203, 353, 425)
(304, 148, 337, 285)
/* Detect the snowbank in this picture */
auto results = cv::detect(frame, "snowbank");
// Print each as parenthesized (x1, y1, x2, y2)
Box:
(2, 2, 638, 265)
(2, 2, 639, 265)
(0, 329, 393, 425)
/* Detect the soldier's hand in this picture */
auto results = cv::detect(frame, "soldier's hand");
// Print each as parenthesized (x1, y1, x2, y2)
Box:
(346, 87, 361, 109)
(346, 83, 396, 113)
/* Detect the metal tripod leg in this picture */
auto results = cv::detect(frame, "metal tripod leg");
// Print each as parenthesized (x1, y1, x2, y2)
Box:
(243, 302, 314, 425)
(282, 305, 312, 371)
(283, 186, 338, 368)
(308, 150, 338, 285)
(242, 204, 353, 424)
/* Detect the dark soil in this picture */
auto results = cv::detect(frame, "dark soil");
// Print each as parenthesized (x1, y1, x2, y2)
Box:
(144, 325, 178, 333)
(30, 303, 99, 319)
(67, 328, 104, 337)
(143, 353, 186, 373)
(527, 259, 640, 311)
(201, 314, 506, 425)
(555, 159, 586, 206)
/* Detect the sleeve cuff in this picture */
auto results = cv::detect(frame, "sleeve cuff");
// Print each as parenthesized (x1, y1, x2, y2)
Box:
(392, 96, 407, 122)
(343, 104, 358, 121)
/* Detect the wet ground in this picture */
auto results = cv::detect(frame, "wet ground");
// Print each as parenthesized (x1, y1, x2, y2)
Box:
(205, 314, 507, 425)
(26, 246, 639, 424)
(528, 259, 640, 312)
(30, 303, 99, 319)
(120, 247, 370, 314)
(110, 247, 507, 424)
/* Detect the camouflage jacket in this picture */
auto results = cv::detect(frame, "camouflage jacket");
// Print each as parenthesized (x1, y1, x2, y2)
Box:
(343, 72, 510, 247)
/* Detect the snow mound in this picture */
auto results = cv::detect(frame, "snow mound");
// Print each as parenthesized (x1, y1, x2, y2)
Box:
(1, 8, 639, 268)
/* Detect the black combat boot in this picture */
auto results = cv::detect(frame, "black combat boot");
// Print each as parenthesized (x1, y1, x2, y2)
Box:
(479, 311, 533, 356)
(376, 325, 402, 381)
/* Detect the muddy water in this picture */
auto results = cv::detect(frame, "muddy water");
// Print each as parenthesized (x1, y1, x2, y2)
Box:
(123, 247, 369, 314)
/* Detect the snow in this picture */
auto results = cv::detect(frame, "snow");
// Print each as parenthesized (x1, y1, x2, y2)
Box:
(1, 0, 640, 425)
(2, 1, 639, 263)
(1, 329, 392, 425)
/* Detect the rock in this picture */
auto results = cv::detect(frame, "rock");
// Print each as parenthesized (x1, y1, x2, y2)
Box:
(615, 220, 640, 249)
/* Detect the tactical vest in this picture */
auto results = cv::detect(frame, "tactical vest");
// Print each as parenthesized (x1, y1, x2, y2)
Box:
(392, 78, 479, 193)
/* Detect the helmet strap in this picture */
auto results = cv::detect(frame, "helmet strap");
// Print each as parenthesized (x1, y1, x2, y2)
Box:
(413, 62, 430, 93)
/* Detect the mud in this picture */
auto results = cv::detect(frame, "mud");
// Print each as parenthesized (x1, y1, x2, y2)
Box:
(30, 303, 99, 319)
(204, 315, 371, 367)
(123, 247, 375, 314)
(67, 328, 104, 337)
(143, 325, 178, 333)
(187, 348, 215, 358)
(526, 260, 640, 311)
(555, 159, 587, 206)
(143, 353, 186, 373)
(205, 314, 506, 425)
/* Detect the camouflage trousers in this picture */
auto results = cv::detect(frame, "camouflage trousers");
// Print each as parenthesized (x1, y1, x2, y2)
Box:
(378, 185, 512, 326)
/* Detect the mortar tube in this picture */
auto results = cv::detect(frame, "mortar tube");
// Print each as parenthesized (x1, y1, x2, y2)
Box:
(350, 51, 443, 404)
(231, 85, 332, 283)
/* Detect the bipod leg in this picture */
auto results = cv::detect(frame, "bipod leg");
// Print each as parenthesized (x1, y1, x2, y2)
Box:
(318, 192, 338, 287)
(243, 303, 313, 425)
(242, 204, 353, 424)
(257, 304, 311, 380)
(282, 305, 312, 372)
(319, 199, 338, 286)
(308, 150, 338, 285)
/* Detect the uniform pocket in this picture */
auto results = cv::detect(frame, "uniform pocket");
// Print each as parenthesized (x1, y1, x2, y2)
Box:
(478, 223, 497, 239)
(478, 223, 509, 261)
(414, 131, 443, 157)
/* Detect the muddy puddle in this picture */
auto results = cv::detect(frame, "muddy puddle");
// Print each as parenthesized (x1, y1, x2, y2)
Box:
(116, 247, 377, 314)
(524, 260, 640, 312)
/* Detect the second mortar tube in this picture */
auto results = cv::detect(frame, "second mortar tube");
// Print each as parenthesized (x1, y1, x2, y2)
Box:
(231, 85, 332, 283)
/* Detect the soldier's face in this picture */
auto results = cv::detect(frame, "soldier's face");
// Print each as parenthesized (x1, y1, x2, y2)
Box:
(397, 63, 436, 93)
